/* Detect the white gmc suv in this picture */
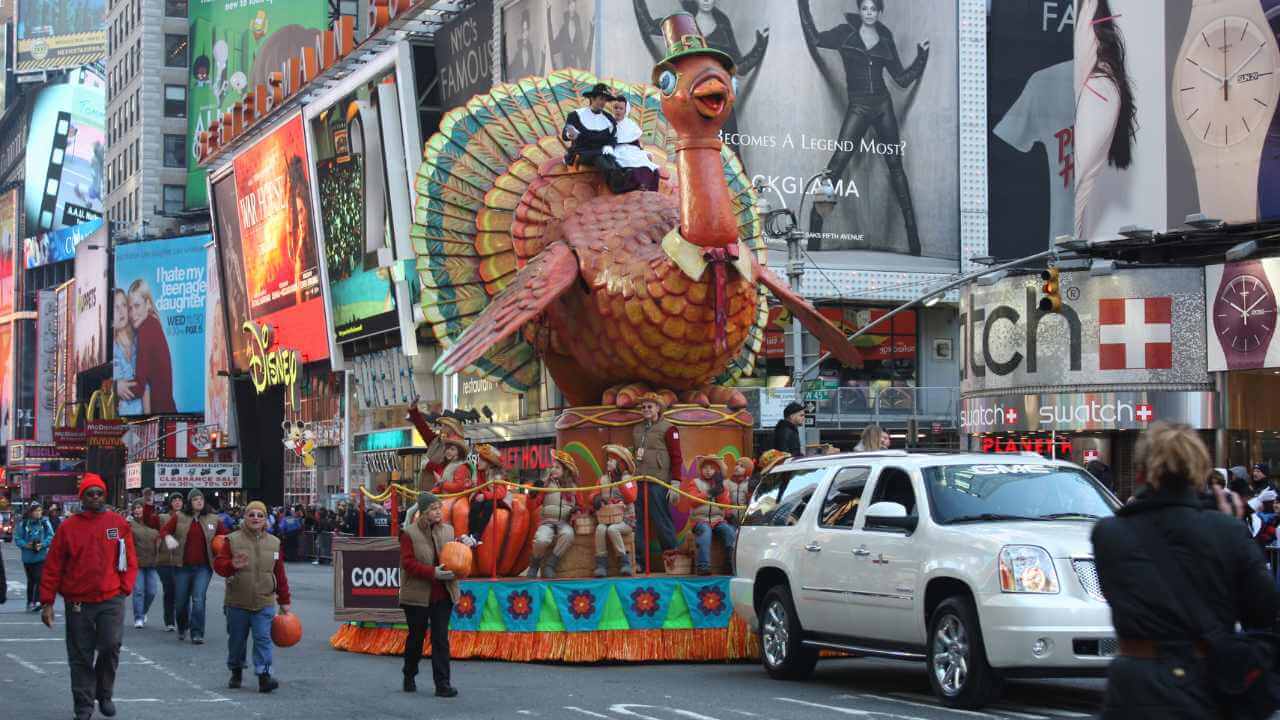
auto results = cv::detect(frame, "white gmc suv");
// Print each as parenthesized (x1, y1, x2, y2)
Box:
(730, 451, 1118, 709)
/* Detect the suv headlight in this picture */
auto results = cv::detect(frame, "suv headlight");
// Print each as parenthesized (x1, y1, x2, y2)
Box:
(998, 545, 1060, 594)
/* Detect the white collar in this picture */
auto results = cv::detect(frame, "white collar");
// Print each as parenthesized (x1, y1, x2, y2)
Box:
(573, 106, 613, 132)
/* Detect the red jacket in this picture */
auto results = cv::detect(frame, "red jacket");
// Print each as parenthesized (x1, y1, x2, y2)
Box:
(130, 313, 175, 413)
(399, 532, 447, 603)
(212, 537, 292, 605)
(40, 510, 138, 605)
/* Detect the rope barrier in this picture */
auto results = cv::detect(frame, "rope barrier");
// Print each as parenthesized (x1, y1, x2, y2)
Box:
(357, 474, 748, 510)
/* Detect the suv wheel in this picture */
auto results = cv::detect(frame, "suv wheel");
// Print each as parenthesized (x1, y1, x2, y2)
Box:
(759, 586, 817, 680)
(927, 596, 1001, 708)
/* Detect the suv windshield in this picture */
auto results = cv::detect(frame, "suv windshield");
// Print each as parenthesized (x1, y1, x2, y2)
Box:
(924, 463, 1118, 524)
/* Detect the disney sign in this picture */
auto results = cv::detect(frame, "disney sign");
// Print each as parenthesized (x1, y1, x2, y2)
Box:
(243, 321, 300, 408)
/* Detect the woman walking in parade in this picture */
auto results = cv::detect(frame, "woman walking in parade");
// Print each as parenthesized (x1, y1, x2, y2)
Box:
(213, 501, 290, 693)
(15, 503, 55, 611)
(400, 492, 472, 697)
(148, 490, 187, 632)
(127, 499, 160, 628)
(145, 488, 227, 643)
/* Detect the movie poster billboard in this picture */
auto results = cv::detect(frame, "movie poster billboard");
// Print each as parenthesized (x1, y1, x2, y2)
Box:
(57, 278, 73, 408)
(186, 0, 329, 208)
(112, 235, 210, 416)
(34, 289, 57, 441)
(24, 68, 105, 233)
(73, 224, 108, 377)
(502, 0, 595, 79)
(988, 0, 1074, 256)
(230, 114, 329, 366)
(15, 0, 106, 73)
(0, 323, 12, 443)
(1073, 1, 1280, 238)
(309, 70, 401, 344)
(437, 0, 493, 110)
(0, 189, 15, 318)
(596, 1, 960, 272)
(210, 171, 254, 375)
(203, 241, 233, 444)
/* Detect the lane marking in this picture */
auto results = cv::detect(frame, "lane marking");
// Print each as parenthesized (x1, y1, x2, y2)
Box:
(566, 708, 614, 719)
(6, 652, 47, 675)
(776, 697, 928, 720)
(864, 693, 996, 718)
(725, 712, 760, 718)
(120, 648, 244, 710)
(610, 705, 723, 720)
(517, 711, 537, 716)
(0, 638, 60, 642)
(113, 698, 231, 704)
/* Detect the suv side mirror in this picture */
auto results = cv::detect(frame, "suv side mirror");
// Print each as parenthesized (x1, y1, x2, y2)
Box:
(865, 501, 918, 533)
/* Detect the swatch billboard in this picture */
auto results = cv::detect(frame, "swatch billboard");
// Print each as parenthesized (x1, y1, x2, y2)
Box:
(112, 235, 210, 416)
(24, 69, 105, 233)
(309, 69, 402, 344)
(228, 114, 329, 368)
(186, 0, 329, 208)
(16, 0, 106, 73)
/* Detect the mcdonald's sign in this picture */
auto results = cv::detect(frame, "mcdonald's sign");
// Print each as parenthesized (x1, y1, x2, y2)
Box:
(85, 388, 125, 448)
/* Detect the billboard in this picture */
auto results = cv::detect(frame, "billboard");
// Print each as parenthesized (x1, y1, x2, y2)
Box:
(988, 0, 1074, 256)
(210, 170, 253, 372)
(1073, 1, 1280, 238)
(1206, 259, 1280, 372)
(596, 0, 959, 272)
(204, 241, 233, 444)
(502, 0, 596, 79)
(15, 0, 106, 73)
(112, 235, 210, 416)
(230, 114, 329, 366)
(0, 324, 13, 444)
(23, 217, 103, 269)
(309, 70, 401, 344)
(24, 69, 105, 233)
(0, 189, 15, 318)
(57, 278, 74, 408)
(72, 224, 108, 377)
(437, 0, 493, 110)
(185, 0, 329, 208)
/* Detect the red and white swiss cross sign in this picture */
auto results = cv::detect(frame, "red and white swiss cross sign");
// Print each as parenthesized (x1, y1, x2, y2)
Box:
(1004, 407, 1019, 424)
(1098, 298, 1173, 370)
(1135, 404, 1154, 423)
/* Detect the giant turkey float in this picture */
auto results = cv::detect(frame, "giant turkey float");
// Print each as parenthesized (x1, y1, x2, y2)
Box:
(330, 12, 861, 664)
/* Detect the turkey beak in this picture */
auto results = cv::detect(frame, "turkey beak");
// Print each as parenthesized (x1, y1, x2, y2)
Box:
(692, 77, 729, 119)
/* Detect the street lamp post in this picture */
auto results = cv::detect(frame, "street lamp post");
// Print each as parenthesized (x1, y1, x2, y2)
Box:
(756, 172, 837, 452)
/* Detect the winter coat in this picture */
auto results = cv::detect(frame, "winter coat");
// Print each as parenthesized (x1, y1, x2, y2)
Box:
(772, 419, 802, 458)
(39, 510, 137, 606)
(1091, 486, 1280, 718)
(15, 517, 55, 564)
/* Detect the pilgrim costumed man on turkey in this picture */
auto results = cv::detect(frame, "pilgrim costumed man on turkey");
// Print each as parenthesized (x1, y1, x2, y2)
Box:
(425, 12, 862, 414)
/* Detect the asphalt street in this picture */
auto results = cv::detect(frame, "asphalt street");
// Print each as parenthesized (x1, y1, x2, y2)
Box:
(0, 544, 1106, 720)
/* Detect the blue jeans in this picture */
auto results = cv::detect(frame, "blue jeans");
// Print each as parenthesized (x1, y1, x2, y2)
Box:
(693, 522, 737, 571)
(131, 568, 160, 622)
(174, 565, 212, 638)
(225, 605, 276, 675)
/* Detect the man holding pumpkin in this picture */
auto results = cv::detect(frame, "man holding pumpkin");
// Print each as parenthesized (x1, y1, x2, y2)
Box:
(525, 450, 581, 579)
(212, 500, 291, 693)
(400, 492, 475, 697)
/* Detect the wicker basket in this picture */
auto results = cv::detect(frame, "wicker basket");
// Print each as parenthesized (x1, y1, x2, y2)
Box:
(663, 551, 693, 575)
(573, 515, 596, 536)
(597, 503, 624, 525)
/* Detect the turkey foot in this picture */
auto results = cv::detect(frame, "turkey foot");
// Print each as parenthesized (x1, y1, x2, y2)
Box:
(679, 385, 747, 411)
(602, 383, 677, 409)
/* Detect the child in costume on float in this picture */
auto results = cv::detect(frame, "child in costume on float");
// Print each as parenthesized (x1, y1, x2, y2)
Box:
(526, 450, 582, 579)
(675, 455, 736, 575)
(440, 443, 508, 544)
(592, 444, 640, 577)
(406, 400, 468, 489)
(725, 457, 754, 525)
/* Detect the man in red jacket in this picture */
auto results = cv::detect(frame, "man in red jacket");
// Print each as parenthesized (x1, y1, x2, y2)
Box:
(41, 473, 137, 720)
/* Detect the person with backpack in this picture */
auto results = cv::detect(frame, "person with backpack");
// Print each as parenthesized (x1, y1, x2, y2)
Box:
(1092, 422, 1280, 718)
(15, 503, 56, 611)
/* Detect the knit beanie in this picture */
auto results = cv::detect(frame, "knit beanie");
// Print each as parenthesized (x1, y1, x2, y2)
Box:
(188, 488, 204, 503)
(78, 473, 107, 498)
(417, 491, 440, 513)
(245, 500, 267, 515)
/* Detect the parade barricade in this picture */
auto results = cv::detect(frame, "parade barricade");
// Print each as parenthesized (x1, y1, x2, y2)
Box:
(302, 531, 335, 564)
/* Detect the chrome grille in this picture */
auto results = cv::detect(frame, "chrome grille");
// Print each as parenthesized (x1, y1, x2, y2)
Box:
(1072, 558, 1106, 602)
(1098, 638, 1118, 657)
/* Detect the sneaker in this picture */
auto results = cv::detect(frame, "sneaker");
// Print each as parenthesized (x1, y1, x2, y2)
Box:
(164, 625, 175, 632)
(133, 619, 144, 629)
(191, 635, 205, 645)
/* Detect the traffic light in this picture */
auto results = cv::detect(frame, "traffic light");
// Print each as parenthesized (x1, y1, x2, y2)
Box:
(1038, 267, 1061, 312)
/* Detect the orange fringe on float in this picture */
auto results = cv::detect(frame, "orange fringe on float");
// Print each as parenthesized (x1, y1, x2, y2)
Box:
(329, 613, 763, 663)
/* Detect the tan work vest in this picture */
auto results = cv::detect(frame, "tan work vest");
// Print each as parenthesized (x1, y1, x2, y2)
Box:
(688, 476, 725, 524)
(632, 418, 674, 480)
(400, 522, 460, 606)
(128, 517, 159, 568)
(539, 483, 576, 524)
(174, 512, 219, 567)
(223, 529, 280, 611)
(155, 513, 182, 566)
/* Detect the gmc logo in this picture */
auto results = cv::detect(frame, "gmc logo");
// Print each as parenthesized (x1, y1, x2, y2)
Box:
(962, 288, 1082, 378)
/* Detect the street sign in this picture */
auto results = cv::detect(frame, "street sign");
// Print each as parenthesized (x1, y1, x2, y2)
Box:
(802, 391, 830, 401)
(803, 400, 817, 414)
(803, 379, 838, 391)
(804, 415, 816, 427)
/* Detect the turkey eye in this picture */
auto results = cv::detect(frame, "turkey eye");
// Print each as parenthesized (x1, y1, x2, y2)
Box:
(658, 70, 677, 95)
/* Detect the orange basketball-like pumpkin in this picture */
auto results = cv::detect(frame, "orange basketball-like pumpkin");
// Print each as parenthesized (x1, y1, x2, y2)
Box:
(439, 541, 474, 578)
(211, 534, 229, 557)
(271, 611, 302, 648)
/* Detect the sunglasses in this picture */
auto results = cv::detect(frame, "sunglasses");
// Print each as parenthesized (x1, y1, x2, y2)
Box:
(83, 489, 105, 497)
(245, 512, 266, 518)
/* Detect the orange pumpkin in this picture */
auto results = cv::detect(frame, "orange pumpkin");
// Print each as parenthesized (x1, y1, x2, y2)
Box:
(211, 534, 229, 557)
(449, 497, 470, 540)
(474, 507, 509, 577)
(439, 541, 473, 578)
(271, 611, 302, 648)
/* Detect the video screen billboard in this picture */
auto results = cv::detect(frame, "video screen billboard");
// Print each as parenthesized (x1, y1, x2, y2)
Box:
(0, 189, 15, 318)
(230, 114, 329, 366)
(185, 0, 329, 208)
(16, 0, 106, 73)
(73, 224, 108, 377)
(112, 235, 210, 416)
(0, 324, 12, 443)
(309, 70, 401, 344)
(599, 0, 960, 272)
(24, 68, 105, 233)
(987, 0, 1074, 257)
(24, 217, 102, 269)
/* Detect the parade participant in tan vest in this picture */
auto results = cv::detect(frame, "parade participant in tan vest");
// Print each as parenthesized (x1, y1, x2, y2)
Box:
(144, 489, 187, 631)
(592, 445, 639, 577)
(725, 457, 754, 525)
(212, 500, 291, 693)
(145, 488, 227, 643)
(127, 499, 160, 628)
(526, 450, 582, 579)
(631, 393, 681, 572)
(678, 455, 735, 575)
(400, 492, 473, 698)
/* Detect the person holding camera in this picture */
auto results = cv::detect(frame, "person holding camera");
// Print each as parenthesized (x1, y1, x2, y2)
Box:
(15, 503, 55, 612)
